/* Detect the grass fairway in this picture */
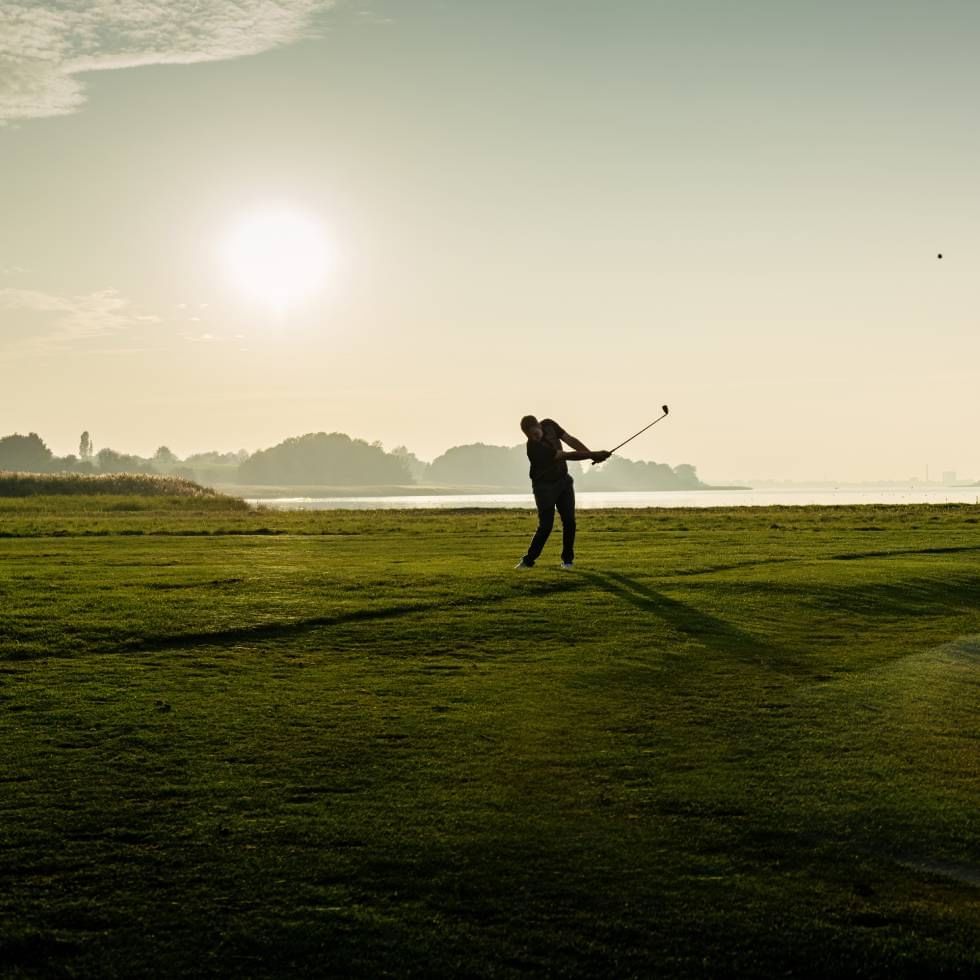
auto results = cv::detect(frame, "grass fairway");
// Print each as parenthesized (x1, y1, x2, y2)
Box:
(1, 498, 979, 978)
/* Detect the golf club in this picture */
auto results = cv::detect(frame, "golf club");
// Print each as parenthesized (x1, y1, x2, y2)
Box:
(593, 405, 669, 464)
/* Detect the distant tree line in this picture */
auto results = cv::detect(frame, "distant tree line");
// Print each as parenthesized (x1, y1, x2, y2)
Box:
(239, 433, 411, 485)
(576, 458, 704, 491)
(0, 430, 708, 491)
(0, 433, 160, 476)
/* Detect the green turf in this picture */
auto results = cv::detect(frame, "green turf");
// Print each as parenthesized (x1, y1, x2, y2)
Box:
(1, 498, 978, 978)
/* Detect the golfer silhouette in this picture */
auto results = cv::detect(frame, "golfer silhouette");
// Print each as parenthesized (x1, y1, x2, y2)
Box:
(515, 415, 610, 570)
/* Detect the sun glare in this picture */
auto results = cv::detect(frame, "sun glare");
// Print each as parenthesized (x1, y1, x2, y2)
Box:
(220, 207, 332, 312)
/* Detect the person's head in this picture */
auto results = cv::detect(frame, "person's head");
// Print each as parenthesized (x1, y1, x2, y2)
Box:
(520, 415, 543, 441)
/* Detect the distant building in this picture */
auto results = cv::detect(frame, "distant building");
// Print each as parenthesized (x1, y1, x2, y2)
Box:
(942, 471, 957, 486)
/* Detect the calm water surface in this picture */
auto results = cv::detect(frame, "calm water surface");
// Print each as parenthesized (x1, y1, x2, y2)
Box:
(248, 487, 980, 510)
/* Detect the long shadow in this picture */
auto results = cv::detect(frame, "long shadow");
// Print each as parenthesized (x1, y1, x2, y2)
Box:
(581, 571, 801, 672)
(805, 572, 980, 617)
(671, 556, 801, 578)
(672, 545, 980, 577)
(118, 602, 436, 654)
(831, 544, 980, 561)
(113, 578, 590, 655)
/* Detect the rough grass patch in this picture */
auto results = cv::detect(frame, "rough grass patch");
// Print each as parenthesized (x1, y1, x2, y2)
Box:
(0, 471, 222, 498)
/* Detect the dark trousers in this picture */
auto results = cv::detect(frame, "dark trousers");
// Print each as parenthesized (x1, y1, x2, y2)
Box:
(524, 476, 576, 565)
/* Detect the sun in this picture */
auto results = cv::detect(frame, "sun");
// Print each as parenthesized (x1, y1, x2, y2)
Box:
(220, 206, 333, 312)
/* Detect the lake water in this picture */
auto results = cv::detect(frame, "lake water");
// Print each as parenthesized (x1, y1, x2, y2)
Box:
(247, 487, 980, 510)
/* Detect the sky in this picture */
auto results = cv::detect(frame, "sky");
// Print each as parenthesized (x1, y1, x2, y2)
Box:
(1, 0, 978, 483)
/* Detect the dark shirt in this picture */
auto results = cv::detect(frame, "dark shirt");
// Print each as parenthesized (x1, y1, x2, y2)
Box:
(527, 418, 568, 484)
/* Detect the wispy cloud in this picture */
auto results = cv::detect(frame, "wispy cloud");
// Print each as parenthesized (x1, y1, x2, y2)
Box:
(356, 8, 394, 27)
(0, 1, 336, 123)
(0, 286, 160, 352)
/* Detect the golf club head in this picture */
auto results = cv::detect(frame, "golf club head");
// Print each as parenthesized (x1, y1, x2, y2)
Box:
(662, 404, 669, 415)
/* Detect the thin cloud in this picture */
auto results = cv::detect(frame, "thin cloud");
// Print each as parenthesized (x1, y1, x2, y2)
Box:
(356, 9, 394, 26)
(0, 1, 336, 123)
(0, 286, 159, 352)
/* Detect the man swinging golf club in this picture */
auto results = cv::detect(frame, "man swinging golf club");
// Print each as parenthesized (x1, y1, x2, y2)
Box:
(515, 416, 611, 570)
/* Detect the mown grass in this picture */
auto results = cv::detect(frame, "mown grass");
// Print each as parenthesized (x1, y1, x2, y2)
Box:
(1, 498, 978, 978)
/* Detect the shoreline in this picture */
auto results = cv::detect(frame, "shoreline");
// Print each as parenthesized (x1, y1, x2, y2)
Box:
(221, 483, 746, 499)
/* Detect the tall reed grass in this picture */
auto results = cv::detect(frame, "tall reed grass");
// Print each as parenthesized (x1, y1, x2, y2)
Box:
(0, 471, 220, 497)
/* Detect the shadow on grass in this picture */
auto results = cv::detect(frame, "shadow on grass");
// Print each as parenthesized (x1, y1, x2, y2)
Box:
(803, 572, 980, 618)
(120, 602, 440, 653)
(671, 556, 801, 577)
(831, 544, 980, 561)
(581, 571, 801, 671)
(113, 579, 590, 655)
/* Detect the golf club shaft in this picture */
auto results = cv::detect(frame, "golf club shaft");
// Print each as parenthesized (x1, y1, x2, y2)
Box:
(591, 408, 670, 465)
(610, 412, 668, 453)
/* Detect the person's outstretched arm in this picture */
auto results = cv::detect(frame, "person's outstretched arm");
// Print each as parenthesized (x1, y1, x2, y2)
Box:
(560, 430, 591, 453)
(558, 449, 611, 463)
(557, 428, 610, 462)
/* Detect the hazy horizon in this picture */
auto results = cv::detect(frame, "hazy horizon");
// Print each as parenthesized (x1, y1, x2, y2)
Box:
(5, 423, 975, 489)
(2, 1, 977, 483)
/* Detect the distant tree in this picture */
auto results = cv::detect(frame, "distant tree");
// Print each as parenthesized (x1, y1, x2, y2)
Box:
(673, 464, 701, 488)
(0, 432, 55, 473)
(237, 432, 413, 486)
(96, 448, 155, 474)
(391, 446, 431, 484)
(577, 457, 706, 491)
(173, 450, 244, 489)
(79, 431, 93, 460)
(52, 453, 95, 475)
(185, 451, 243, 465)
(95, 448, 122, 472)
(154, 446, 178, 465)
(427, 443, 529, 488)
